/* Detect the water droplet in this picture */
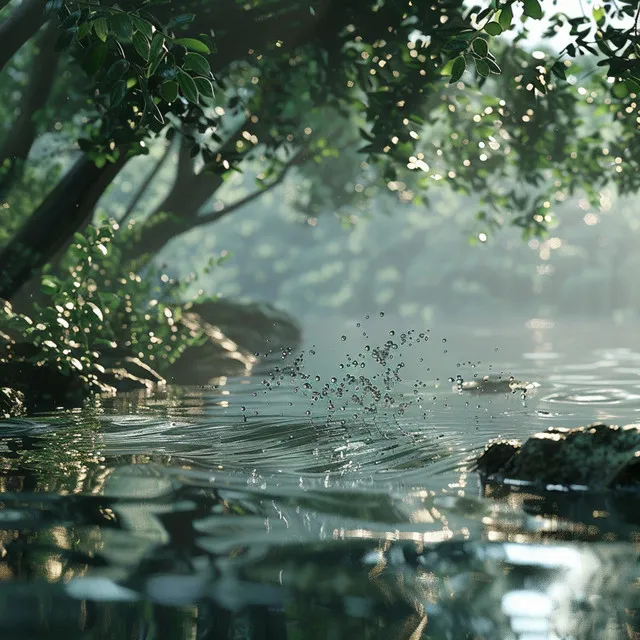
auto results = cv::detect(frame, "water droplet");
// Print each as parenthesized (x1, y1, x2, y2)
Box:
(341, 335, 347, 341)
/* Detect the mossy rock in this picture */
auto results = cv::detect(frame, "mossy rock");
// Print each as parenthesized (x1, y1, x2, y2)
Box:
(476, 423, 640, 491)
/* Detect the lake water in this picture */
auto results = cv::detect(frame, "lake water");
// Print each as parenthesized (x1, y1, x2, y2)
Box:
(2, 316, 640, 639)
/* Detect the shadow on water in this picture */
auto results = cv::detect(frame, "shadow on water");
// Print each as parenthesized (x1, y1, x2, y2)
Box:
(2, 320, 640, 638)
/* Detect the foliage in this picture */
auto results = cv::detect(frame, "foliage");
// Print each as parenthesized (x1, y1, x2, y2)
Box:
(47, 0, 215, 164)
(0, 222, 208, 389)
(27, 0, 640, 235)
(2, 0, 640, 399)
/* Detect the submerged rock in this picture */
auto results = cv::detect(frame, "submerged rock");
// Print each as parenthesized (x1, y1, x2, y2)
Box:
(475, 423, 640, 491)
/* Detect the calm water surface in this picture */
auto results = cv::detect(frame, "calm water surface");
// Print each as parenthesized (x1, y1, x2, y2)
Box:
(2, 318, 640, 639)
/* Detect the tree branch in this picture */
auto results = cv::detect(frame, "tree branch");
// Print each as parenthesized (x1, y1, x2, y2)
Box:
(0, 0, 46, 74)
(0, 20, 59, 194)
(0, 153, 127, 301)
(191, 151, 304, 228)
(118, 139, 174, 227)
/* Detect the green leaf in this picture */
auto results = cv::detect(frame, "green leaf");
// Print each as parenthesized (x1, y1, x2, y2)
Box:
(486, 58, 501, 74)
(183, 52, 211, 76)
(131, 15, 153, 38)
(475, 58, 490, 78)
(593, 5, 605, 25)
(55, 26, 78, 52)
(93, 17, 109, 42)
(77, 21, 91, 40)
(61, 10, 80, 28)
(612, 81, 629, 98)
(498, 6, 513, 29)
(147, 33, 166, 77)
(523, 0, 543, 20)
(174, 37, 211, 54)
(132, 31, 150, 60)
(484, 22, 503, 36)
(159, 80, 179, 102)
(40, 278, 58, 295)
(105, 59, 130, 83)
(471, 38, 488, 58)
(110, 12, 133, 40)
(626, 76, 640, 93)
(110, 79, 127, 107)
(193, 76, 215, 98)
(550, 61, 567, 80)
(443, 39, 468, 53)
(86, 302, 103, 321)
(532, 76, 546, 94)
(449, 56, 466, 84)
(147, 99, 165, 124)
(82, 41, 108, 76)
(177, 69, 199, 103)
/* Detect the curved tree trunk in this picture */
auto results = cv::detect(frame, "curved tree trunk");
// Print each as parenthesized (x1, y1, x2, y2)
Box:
(0, 20, 59, 195)
(120, 168, 224, 268)
(0, 153, 127, 302)
(0, 0, 46, 74)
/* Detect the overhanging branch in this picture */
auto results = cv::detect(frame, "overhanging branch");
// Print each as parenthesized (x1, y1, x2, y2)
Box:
(193, 151, 304, 228)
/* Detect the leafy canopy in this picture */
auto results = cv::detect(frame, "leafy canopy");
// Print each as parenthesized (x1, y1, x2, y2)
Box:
(46, 0, 640, 236)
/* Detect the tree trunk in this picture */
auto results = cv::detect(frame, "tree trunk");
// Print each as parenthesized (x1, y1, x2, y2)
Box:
(120, 170, 224, 268)
(117, 141, 224, 267)
(0, 0, 46, 74)
(0, 153, 127, 302)
(0, 20, 59, 195)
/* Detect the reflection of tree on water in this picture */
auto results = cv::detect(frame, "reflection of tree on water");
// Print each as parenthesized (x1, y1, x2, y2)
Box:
(0, 409, 639, 639)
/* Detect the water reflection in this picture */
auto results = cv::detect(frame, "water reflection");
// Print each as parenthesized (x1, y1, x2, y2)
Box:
(1, 322, 640, 637)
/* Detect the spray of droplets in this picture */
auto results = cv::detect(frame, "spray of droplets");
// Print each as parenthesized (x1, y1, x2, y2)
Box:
(250, 314, 449, 425)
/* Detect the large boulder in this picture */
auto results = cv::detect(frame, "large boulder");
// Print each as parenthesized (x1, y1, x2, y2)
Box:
(475, 422, 640, 491)
(188, 299, 302, 357)
(163, 310, 257, 384)
(164, 300, 302, 384)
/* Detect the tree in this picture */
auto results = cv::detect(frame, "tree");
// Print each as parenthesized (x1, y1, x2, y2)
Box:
(0, 0, 639, 397)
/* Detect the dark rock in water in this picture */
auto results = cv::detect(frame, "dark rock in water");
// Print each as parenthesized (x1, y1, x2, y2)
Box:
(164, 311, 257, 384)
(188, 299, 302, 356)
(0, 355, 88, 412)
(165, 300, 302, 384)
(455, 374, 539, 394)
(476, 423, 640, 491)
(0, 339, 165, 412)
